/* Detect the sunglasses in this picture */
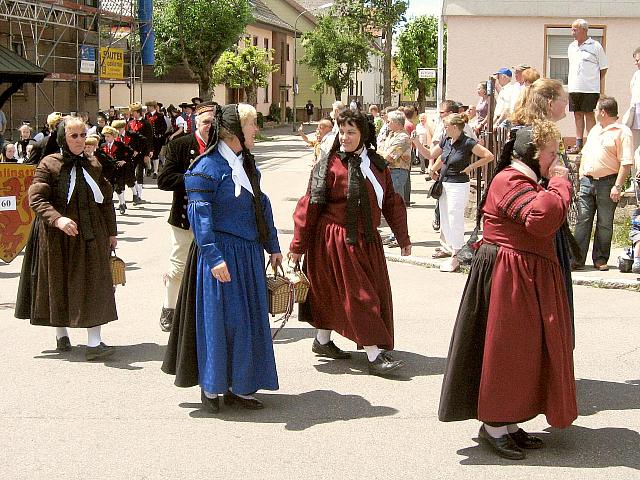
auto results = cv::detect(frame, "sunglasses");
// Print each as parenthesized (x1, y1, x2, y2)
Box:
(67, 132, 87, 139)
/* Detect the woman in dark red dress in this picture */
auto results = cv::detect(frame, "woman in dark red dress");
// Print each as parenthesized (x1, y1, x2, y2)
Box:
(289, 110, 411, 376)
(438, 120, 577, 460)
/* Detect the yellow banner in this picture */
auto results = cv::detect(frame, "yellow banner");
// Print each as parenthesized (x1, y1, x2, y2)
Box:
(100, 47, 125, 80)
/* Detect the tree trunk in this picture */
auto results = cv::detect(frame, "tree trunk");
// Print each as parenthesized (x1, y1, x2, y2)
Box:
(417, 83, 426, 112)
(245, 85, 258, 107)
(198, 68, 211, 100)
(383, 24, 392, 107)
(334, 87, 342, 101)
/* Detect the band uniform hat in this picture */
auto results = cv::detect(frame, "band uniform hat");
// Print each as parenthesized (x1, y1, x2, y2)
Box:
(128, 101, 143, 112)
(195, 101, 217, 116)
(191, 97, 204, 104)
(179, 102, 189, 108)
(145, 100, 158, 107)
(84, 135, 100, 146)
(514, 64, 531, 71)
(167, 104, 178, 113)
(47, 112, 64, 129)
(102, 125, 118, 137)
(112, 119, 127, 129)
(157, 102, 164, 109)
(495, 67, 513, 77)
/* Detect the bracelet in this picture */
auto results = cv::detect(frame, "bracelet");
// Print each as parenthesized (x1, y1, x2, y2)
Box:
(614, 184, 623, 190)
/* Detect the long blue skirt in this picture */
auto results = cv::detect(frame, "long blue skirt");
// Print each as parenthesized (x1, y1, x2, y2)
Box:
(195, 232, 279, 395)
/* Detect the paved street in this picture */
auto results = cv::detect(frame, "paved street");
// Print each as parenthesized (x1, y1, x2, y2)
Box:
(0, 130, 638, 479)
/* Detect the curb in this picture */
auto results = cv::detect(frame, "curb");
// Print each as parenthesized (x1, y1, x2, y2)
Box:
(384, 253, 640, 293)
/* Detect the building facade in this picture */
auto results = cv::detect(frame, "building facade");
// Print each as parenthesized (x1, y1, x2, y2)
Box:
(443, 0, 640, 139)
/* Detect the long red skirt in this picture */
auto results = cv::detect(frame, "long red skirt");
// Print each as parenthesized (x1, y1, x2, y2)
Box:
(303, 217, 394, 350)
(478, 247, 577, 428)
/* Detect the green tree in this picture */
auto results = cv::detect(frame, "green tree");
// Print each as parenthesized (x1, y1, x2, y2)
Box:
(301, 14, 376, 100)
(396, 15, 440, 111)
(153, 0, 253, 96)
(367, 0, 408, 107)
(331, 0, 407, 106)
(211, 39, 279, 107)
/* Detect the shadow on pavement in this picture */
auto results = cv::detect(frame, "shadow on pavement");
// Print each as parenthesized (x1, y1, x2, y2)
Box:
(271, 326, 315, 345)
(122, 213, 161, 219)
(117, 236, 147, 242)
(0, 272, 21, 279)
(313, 350, 446, 381)
(180, 389, 398, 431)
(577, 378, 640, 416)
(35, 342, 165, 371)
(115, 220, 142, 226)
(0, 302, 16, 310)
(457, 425, 640, 469)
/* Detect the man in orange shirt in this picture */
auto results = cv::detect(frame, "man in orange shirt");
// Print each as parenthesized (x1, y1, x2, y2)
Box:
(573, 96, 633, 270)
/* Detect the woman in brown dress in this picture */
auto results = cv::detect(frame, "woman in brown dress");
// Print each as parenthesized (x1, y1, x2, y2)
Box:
(16, 116, 118, 361)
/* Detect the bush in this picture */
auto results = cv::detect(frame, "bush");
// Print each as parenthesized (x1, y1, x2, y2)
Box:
(257, 112, 264, 129)
(268, 103, 281, 122)
(285, 107, 293, 123)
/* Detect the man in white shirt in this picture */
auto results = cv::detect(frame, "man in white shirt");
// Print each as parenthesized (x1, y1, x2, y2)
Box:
(493, 68, 517, 128)
(567, 18, 608, 153)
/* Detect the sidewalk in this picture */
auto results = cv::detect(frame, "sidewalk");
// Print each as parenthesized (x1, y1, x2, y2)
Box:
(381, 169, 640, 292)
(265, 127, 640, 292)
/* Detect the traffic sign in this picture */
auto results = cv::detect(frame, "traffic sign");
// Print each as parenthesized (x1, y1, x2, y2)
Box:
(418, 68, 436, 79)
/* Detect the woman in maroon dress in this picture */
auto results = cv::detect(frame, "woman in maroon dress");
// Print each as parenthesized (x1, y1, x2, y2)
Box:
(289, 110, 411, 376)
(438, 120, 577, 460)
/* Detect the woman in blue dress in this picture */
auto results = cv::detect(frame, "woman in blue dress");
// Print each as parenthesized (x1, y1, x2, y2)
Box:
(181, 103, 282, 413)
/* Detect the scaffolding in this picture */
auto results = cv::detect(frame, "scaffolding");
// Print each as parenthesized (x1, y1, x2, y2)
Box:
(0, 0, 145, 136)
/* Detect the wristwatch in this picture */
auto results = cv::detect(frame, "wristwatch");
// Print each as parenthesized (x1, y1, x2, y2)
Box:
(614, 184, 623, 191)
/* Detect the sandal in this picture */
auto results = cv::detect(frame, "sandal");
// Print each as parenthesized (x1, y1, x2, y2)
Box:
(432, 250, 452, 259)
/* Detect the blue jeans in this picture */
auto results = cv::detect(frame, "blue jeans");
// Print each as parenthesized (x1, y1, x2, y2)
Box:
(573, 175, 617, 265)
(390, 168, 409, 202)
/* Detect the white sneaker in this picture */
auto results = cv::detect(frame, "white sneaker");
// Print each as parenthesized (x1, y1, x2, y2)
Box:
(439, 257, 460, 272)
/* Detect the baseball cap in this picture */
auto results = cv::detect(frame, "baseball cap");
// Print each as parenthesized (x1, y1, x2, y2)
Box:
(495, 68, 513, 77)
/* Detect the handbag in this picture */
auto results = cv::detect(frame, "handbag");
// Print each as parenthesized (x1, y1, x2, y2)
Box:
(109, 249, 126, 286)
(428, 179, 443, 199)
(622, 105, 636, 128)
(265, 260, 310, 339)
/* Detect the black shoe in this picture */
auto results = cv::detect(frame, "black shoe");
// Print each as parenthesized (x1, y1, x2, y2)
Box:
(368, 352, 404, 376)
(132, 195, 140, 205)
(478, 424, 526, 460)
(509, 428, 544, 449)
(152, 172, 158, 179)
(223, 391, 264, 410)
(432, 219, 440, 231)
(118, 204, 126, 215)
(159, 307, 174, 332)
(85, 342, 115, 361)
(56, 336, 71, 352)
(201, 390, 220, 413)
(312, 339, 352, 359)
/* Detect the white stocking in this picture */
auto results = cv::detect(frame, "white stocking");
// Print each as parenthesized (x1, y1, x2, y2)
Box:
(87, 326, 101, 348)
(484, 424, 509, 438)
(364, 345, 382, 362)
(152, 159, 159, 174)
(55, 327, 69, 340)
(117, 192, 126, 205)
(315, 329, 331, 345)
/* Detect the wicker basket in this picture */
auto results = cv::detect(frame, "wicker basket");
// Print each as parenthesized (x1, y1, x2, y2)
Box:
(265, 262, 310, 316)
(109, 249, 126, 286)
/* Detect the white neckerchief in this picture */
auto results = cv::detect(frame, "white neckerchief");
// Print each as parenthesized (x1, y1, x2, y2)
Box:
(218, 140, 254, 197)
(339, 146, 384, 209)
(510, 159, 538, 182)
(67, 156, 105, 204)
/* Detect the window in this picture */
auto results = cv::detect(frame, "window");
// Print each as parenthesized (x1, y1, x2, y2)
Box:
(12, 42, 24, 57)
(545, 26, 605, 86)
(264, 38, 269, 50)
(280, 42, 285, 73)
(264, 82, 269, 103)
(253, 36, 258, 46)
(286, 44, 290, 61)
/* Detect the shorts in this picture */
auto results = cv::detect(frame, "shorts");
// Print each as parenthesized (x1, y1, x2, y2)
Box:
(569, 92, 599, 113)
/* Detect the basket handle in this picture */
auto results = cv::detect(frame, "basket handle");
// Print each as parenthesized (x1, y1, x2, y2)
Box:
(266, 259, 285, 278)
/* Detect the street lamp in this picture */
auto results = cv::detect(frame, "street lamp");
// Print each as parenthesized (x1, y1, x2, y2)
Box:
(292, 2, 333, 131)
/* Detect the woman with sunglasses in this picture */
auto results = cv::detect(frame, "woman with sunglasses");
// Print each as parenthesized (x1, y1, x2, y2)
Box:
(16, 116, 119, 361)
